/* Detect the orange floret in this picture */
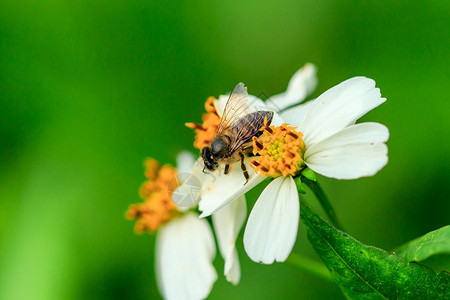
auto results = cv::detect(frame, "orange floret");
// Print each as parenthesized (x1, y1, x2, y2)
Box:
(185, 96, 221, 150)
(251, 122, 306, 177)
(126, 159, 179, 233)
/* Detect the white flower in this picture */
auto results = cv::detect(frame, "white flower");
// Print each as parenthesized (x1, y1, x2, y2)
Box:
(173, 63, 318, 272)
(198, 75, 389, 264)
(173, 153, 246, 285)
(127, 152, 217, 300)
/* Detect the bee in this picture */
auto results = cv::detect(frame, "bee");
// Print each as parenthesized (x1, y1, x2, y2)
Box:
(201, 82, 274, 182)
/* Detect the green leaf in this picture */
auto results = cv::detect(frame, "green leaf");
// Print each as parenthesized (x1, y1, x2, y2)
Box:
(395, 225, 450, 262)
(300, 204, 450, 299)
(301, 168, 316, 181)
(294, 177, 307, 194)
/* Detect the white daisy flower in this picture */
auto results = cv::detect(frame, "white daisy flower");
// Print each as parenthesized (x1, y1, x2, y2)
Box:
(174, 64, 318, 273)
(173, 154, 246, 284)
(179, 63, 318, 213)
(197, 76, 389, 264)
(126, 152, 217, 300)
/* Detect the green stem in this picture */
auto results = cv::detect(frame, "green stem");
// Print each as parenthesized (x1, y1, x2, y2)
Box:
(304, 179, 344, 231)
(285, 253, 333, 282)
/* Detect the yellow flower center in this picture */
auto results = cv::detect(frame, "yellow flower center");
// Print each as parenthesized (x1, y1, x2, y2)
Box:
(251, 122, 306, 177)
(126, 158, 179, 233)
(185, 97, 221, 150)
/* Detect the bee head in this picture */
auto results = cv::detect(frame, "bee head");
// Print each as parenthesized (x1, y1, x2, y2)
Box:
(201, 146, 218, 171)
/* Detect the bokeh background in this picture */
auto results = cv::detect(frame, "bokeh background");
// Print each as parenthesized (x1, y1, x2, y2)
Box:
(1, 1, 449, 299)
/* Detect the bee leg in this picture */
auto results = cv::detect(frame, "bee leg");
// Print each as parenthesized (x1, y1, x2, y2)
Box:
(224, 164, 230, 175)
(239, 152, 249, 184)
(242, 145, 256, 157)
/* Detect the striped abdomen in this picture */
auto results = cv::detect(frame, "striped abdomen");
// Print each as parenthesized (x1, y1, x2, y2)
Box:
(228, 111, 274, 153)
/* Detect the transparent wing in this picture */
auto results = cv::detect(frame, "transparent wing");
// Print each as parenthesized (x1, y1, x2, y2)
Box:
(228, 111, 273, 154)
(216, 82, 251, 136)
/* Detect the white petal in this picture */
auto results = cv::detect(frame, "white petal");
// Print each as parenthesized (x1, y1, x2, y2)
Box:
(266, 63, 317, 112)
(172, 159, 204, 209)
(279, 100, 315, 126)
(156, 213, 217, 300)
(212, 195, 247, 284)
(243, 176, 300, 264)
(176, 151, 196, 175)
(305, 122, 389, 179)
(247, 95, 268, 112)
(199, 157, 266, 217)
(299, 77, 386, 147)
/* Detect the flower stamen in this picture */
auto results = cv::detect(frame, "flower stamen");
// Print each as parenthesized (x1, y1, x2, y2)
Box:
(126, 159, 179, 233)
(185, 97, 221, 150)
(251, 123, 306, 177)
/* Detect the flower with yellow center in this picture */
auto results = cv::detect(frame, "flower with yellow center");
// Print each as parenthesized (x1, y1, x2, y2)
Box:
(195, 73, 389, 265)
(126, 153, 217, 300)
(195, 64, 318, 218)
(170, 64, 318, 268)
(178, 63, 318, 211)
(126, 151, 248, 299)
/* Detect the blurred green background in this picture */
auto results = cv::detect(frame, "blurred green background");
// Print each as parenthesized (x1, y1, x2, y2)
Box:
(0, 1, 449, 299)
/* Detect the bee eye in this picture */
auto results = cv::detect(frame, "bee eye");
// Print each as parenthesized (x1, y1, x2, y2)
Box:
(201, 147, 209, 156)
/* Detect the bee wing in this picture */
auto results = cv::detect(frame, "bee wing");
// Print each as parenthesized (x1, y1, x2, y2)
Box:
(228, 111, 273, 154)
(216, 82, 252, 136)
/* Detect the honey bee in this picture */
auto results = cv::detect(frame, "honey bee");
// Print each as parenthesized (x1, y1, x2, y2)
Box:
(201, 82, 274, 182)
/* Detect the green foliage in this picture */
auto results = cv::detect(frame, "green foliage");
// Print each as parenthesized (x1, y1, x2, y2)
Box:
(294, 177, 307, 194)
(300, 204, 450, 299)
(303, 179, 343, 231)
(301, 168, 316, 182)
(395, 225, 450, 263)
